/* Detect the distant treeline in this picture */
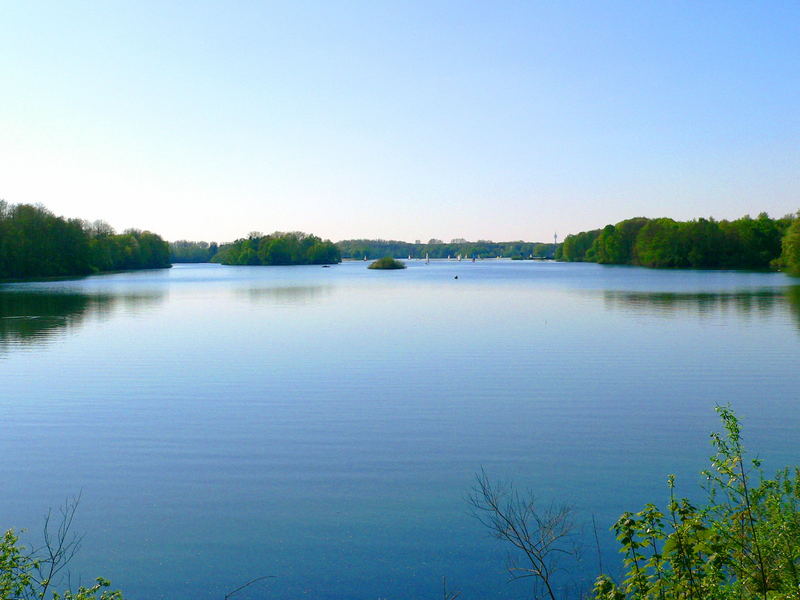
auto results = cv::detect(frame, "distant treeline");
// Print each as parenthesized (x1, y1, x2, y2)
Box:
(557, 212, 800, 275)
(0, 201, 170, 280)
(212, 232, 340, 265)
(336, 239, 557, 260)
(169, 240, 219, 263)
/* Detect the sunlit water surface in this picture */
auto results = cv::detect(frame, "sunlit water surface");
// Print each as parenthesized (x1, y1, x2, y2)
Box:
(2, 261, 799, 599)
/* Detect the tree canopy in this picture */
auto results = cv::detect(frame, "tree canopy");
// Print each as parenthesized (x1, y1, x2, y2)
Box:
(778, 216, 800, 276)
(559, 212, 798, 273)
(169, 240, 218, 263)
(0, 202, 170, 280)
(337, 239, 557, 260)
(212, 232, 340, 266)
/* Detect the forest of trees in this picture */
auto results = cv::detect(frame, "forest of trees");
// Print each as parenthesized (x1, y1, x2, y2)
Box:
(212, 232, 340, 266)
(0, 202, 170, 280)
(557, 212, 800, 274)
(4, 201, 798, 279)
(336, 239, 556, 260)
(169, 240, 219, 263)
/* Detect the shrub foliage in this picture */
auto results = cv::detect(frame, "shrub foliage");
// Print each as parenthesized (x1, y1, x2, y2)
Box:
(368, 256, 407, 270)
(595, 407, 800, 600)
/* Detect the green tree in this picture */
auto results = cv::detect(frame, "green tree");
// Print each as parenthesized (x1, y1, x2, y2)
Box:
(560, 229, 601, 262)
(0, 201, 170, 279)
(170, 240, 217, 263)
(633, 218, 687, 268)
(718, 213, 785, 269)
(0, 204, 93, 278)
(560, 213, 788, 271)
(683, 217, 725, 268)
(590, 218, 649, 265)
(780, 217, 800, 276)
(216, 232, 340, 266)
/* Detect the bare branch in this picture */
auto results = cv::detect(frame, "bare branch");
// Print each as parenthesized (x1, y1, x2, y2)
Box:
(224, 575, 276, 599)
(469, 469, 579, 600)
(442, 576, 461, 600)
(30, 493, 84, 599)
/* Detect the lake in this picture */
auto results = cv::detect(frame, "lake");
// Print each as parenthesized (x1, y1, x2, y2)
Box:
(2, 260, 799, 599)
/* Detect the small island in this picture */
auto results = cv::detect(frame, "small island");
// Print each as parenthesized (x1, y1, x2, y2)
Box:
(368, 256, 406, 270)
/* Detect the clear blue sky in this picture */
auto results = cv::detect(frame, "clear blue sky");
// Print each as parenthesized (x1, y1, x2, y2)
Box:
(1, 1, 798, 243)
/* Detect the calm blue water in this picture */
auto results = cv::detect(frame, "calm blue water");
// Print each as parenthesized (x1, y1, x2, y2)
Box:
(2, 261, 799, 599)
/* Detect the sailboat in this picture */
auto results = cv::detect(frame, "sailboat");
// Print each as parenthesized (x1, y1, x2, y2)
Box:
(425, 253, 430, 264)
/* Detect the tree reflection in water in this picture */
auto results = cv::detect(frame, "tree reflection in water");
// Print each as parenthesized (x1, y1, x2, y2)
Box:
(603, 287, 800, 330)
(0, 291, 164, 352)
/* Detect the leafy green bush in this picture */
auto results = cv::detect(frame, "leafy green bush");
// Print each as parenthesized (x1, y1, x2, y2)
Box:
(367, 256, 406, 270)
(2, 496, 124, 600)
(595, 406, 800, 600)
